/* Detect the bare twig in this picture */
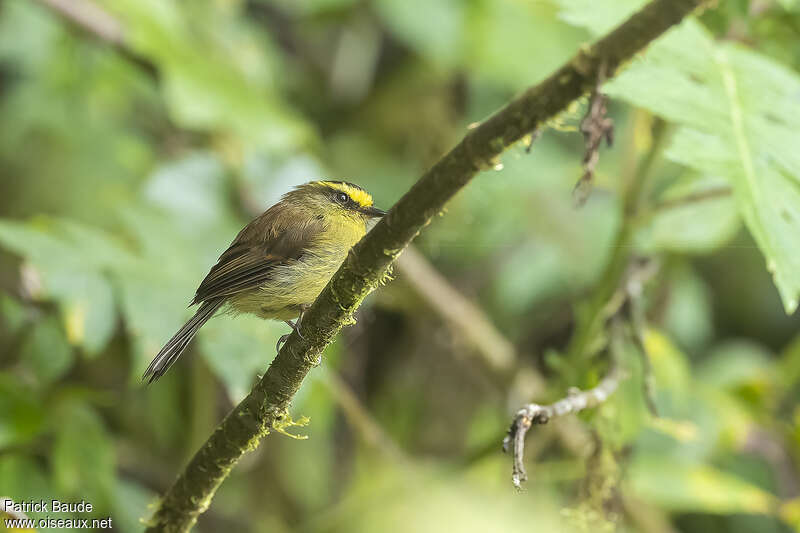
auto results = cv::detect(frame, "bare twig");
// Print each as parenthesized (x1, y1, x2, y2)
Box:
(604, 257, 660, 416)
(652, 185, 732, 210)
(573, 63, 615, 206)
(565, 117, 668, 372)
(524, 129, 542, 154)
(504, 257, 660, 487)
(503, 362, 623, 489)
(624, 259, 660, 417)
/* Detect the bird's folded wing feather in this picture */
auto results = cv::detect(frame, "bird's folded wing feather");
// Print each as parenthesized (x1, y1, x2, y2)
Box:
(191, 215, 324, 305)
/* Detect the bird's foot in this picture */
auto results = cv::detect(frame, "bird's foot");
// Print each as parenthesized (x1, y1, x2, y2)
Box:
(276, 333, 291, 353)
(276, 305, 312, 353)
(296, 304, 310, 329)
(283, 319, 305, 340)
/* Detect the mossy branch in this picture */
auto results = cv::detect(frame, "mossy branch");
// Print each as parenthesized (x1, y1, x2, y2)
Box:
(121, 0, 711, 530)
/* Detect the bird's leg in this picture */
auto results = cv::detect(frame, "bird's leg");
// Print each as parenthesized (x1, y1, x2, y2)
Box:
(296, 304, 309, 329)
(290, 304, 310, 338)
(276, 305, 311, 353)
(275, 333, 290, 353)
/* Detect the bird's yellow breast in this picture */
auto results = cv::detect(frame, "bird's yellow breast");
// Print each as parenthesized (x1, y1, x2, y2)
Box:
(227, 215, 367, 321)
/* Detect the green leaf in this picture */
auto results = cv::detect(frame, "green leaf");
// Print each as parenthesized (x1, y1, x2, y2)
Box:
(101, 0, 312, 152)
(635, 173, 739, 253)
(0, 376, 45, 448)
(0, 455, 50, 516)
(661, 265, 714, 351)
(112, 480, 157, 533)
(20, 316, 73, 385)
(143, 152, 231, 230)
(697, 340, 774, 390)
(0, 292, 27, 338)
(642, 328, 691, 397)
(596, 339, 650, 448)
(51, 402, 116, 509)
(467, 0, 587, 90)
(199, 314, 287, 401)
(557, 3, 800, 314)
(628, 456, 777, 515)
(374, 0, 464, 67)
(58, 272, 117, 357)
(633, 34, 800, 312)
(556, 0, 645, 35)
(116, 183, 243, 379)
(465, 139, 620, 315)
(778, 334, 800, 393)
(118, 271, 193, 377)
(0, 218, 126, 355)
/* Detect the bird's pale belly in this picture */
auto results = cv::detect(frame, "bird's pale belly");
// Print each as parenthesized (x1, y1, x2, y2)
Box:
(226, 249, 347, 321)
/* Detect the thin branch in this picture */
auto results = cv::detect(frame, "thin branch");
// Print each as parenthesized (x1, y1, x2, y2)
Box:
(33, 0, 158, 78)
(652, 185, 732, 210)
(565, 117, 668, 373)
(396, 249, 595, 460)
(141, 0, 709, 528)
(396, 247, 519, 377)
(320, 371, 406, 461)
(625, 259, 661, 417)
(603, 257, 661, 416)
(504, 256, 660, 487)
(503, 360, 623, 489)
(35, 0, 124, 44)
(499, 116, 669, 488)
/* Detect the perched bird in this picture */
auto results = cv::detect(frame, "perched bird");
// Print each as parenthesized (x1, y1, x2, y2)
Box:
(142, 180, 385, 383)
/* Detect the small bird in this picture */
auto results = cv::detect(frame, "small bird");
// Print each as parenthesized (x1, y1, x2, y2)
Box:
(142, 180, 385, 383)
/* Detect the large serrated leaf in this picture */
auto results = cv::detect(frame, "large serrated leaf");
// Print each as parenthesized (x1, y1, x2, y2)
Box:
(557, 2, 800, 313)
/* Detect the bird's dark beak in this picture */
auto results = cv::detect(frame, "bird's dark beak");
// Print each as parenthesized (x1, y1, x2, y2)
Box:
(360, 205, 386, 219)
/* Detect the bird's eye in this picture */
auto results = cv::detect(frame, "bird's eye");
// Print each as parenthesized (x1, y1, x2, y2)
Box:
(336, 192, 349, 204)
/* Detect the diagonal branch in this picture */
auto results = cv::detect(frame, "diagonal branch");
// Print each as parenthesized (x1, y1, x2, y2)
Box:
(38, 0, 707, 528)
(32, 0, 158, 78)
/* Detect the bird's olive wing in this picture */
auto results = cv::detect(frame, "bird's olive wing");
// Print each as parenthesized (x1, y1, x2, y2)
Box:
(190, 218, 322, 305)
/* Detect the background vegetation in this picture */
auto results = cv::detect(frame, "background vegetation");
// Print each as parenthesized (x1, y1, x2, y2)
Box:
(0, 0, 799, 531)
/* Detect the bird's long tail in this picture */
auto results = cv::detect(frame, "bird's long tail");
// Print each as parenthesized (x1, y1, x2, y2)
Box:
(142, 299, 224, 383)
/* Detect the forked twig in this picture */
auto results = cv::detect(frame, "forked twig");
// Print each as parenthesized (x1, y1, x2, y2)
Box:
(503, 362, 623, 489)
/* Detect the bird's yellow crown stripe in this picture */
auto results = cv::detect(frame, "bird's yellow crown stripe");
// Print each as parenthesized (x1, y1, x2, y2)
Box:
(319, 181, 373, 208)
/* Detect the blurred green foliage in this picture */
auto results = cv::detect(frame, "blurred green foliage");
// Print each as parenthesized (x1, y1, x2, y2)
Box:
(0, 0, 799, 532)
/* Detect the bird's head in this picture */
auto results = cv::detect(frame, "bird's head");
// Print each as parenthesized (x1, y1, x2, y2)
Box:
(287, 181, 386, 222)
